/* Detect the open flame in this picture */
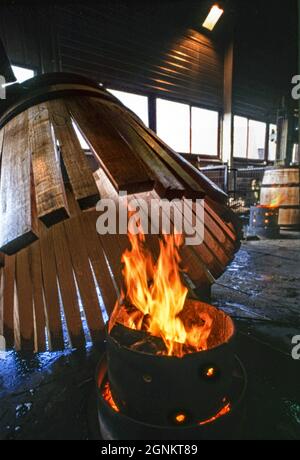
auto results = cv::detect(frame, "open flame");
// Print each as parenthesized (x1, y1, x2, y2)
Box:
(111, 229, 213, 357)
(259, 192, 285, 209)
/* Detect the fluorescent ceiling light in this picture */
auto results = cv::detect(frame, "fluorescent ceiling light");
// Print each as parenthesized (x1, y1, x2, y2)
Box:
(202, 5, 224, 31)
(2, 65, 34, 88)
(11, 65, 34, 83)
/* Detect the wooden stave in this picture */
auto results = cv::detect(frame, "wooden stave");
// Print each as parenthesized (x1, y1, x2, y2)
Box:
(0, 73, 242, 351)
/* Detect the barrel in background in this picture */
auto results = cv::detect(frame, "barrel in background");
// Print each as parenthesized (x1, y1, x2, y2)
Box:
(260, 168, 300, 229)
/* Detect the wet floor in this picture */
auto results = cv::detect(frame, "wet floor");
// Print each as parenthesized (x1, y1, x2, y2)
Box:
(0, 232, 299, 440)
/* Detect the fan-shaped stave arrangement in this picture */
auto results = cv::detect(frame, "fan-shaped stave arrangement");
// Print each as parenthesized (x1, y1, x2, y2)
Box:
(0, 74, 241, 352)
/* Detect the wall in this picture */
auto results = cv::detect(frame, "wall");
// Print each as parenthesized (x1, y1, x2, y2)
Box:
(0, 1, 298, 166)
(0, 1, 224, 112)
(54, 2, 224, 111)
(232, 0, 298, 124)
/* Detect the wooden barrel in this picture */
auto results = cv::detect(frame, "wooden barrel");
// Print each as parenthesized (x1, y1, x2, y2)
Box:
(260, 168, 300, 228)
(0, 72, 241, 353)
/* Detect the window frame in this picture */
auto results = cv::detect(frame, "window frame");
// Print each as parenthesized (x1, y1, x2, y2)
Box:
(233, 115, 275, 163)
(156, 97, 191, 154)
(233, 115, 249, 160)
(107, 88, 150, 127)
(105, 86, 221, 158)
(268, 123, 278, 163)
(248, 119, 267, 161)
(155, 94, 221, 158)
(190, 105, 221, 158)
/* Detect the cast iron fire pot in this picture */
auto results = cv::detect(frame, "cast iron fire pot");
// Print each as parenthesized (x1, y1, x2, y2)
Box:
(249, 205, 280, 238)
(95, 301, 247, 440)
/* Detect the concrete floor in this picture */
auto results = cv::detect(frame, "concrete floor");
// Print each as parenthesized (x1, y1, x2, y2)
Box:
(0, 232, 299, 440)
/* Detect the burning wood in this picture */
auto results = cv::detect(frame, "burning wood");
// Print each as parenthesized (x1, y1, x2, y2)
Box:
(110, 323, 168, 355)
(109, 227, 214, 357)
(104, 236, 237, 432)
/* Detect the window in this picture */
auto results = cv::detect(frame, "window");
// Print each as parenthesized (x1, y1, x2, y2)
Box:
(191, 107, 218, 156)
(234, 116, 267, 161)
(248, 120, 266, 160)
(105, 92, 220, 156)
(233, 116, 248, 158)
(108, 89, 149, 126)
(156, 99, 190, 153)
(11, 65, 34, 83)
(156, 99, 219, 155)
(268, 124, 277, 161)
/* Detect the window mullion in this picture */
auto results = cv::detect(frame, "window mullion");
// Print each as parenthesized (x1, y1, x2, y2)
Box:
(246, 118, 250, 159)
(189, 105, 192, 154)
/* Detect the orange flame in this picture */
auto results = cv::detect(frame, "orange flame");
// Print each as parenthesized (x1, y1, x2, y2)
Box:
(113, 228, 213, 357)
(198, 403, 231, 426)
(259, 192, 285, 209)
(102, 381, 120, 413)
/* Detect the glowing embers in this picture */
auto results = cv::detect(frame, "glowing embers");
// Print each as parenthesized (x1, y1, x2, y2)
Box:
(206, 367, 215, 378)
(174, 412, 187, 425)
(110, 298, 234, 360)
(97, 315, 246, 440)
(199, 403, 231, 426)
(202, 365, 219, 381)
(101, 377, 232, 428)
(249, 205, 280, 239)
(102, 381, 120, 413)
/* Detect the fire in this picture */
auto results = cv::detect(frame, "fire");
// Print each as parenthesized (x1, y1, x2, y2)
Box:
(174, 413, 187, 424)
(102, 381, 120, 413)
(111, 229, 213, 357)
(198, 403, 231, 426)
(205, 367, 215, 378)
(259, 193, 285, 209)
(269, 196, 282, 208)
